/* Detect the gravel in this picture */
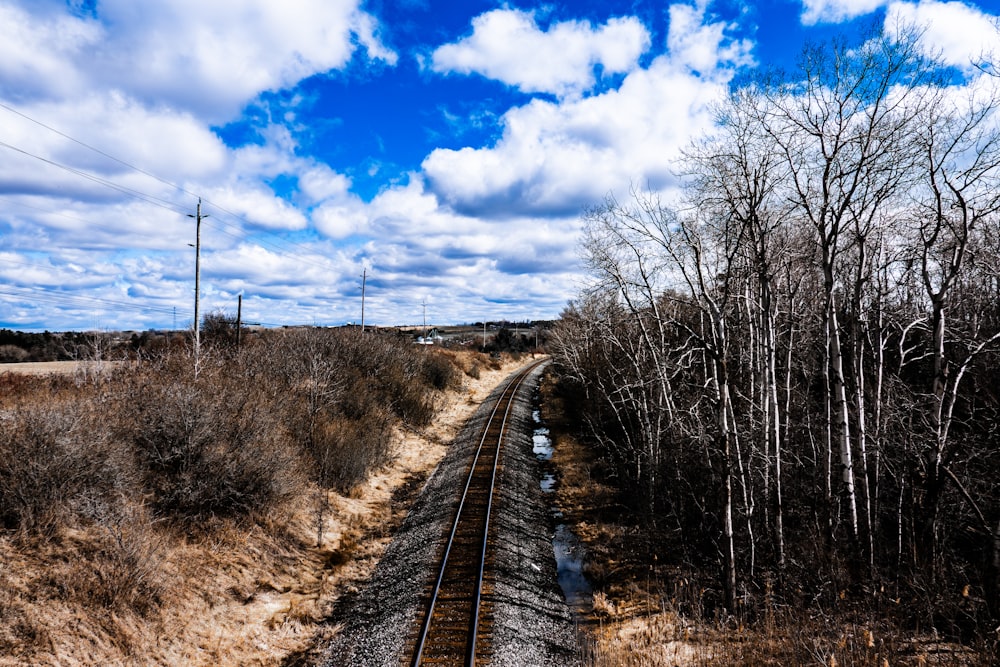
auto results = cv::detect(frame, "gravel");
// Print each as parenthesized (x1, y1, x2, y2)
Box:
(315, 361, 580, 666)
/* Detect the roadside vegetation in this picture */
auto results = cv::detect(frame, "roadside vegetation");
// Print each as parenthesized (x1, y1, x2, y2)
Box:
(549, 25, 1000, 666)
(0, 326, 479, 665)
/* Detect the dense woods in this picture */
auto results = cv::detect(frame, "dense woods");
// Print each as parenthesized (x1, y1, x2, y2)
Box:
(550, 26, 1000, 643)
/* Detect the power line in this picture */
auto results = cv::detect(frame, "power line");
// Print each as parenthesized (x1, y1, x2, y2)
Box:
(0, 285, 180, 317)
(0, 101, 349, 274)
(0, 140, 189, 215)
(0, 100, 199, 200)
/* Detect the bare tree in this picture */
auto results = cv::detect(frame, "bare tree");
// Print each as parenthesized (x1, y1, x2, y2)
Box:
(684, 86, 798, 575)
(909, 80, 1000, 575)
(757, 26, 933, 566)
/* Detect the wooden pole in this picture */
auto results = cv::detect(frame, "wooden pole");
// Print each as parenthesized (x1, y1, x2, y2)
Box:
(236, 293, 242, 349)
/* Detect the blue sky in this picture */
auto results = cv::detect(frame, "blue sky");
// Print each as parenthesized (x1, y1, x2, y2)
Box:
(0, 0, 998, 331)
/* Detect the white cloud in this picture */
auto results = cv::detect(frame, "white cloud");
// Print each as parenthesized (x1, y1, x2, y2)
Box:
(204, 186, 309, 231)
(420, 5, 751, 219)
(0, 0, 395, 121)
(800, 0, 889, 24)
(667, 4, 755, 73)
(0, 3, 100, 100)
(110, 0, 396, 119)
(887, 1, 999, 71)
(431, 9, 650, 98)
(422, 55, 725, 218)
(313, 200, 369, 239)
(298, 165, 354, 204)
(325, 175, 586, 323)
(3, 92, 230, 183)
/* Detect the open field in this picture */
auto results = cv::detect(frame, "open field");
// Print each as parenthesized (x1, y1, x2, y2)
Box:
(0, 361, 126, 375)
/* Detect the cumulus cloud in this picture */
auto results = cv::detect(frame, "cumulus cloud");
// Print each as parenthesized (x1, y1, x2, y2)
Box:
(100, 0, 395, 120)
(887, 0, 999, 71)
(430, 9, 650, 98)
(800, 0, 889, 24)
(319, 175, 587, 324)
(0, 0, 396, 121)
(667, 3, 755, 73)
(204, 186, 309, 231)
(0, 3, 100, 101)
(1, 92, 228, 186)
(421, 53, 726, 218)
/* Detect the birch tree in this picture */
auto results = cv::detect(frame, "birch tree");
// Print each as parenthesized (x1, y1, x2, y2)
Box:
(909, 81, 1000, 575)
(758, 27, 931, 564)
(684, 87, 797, 573)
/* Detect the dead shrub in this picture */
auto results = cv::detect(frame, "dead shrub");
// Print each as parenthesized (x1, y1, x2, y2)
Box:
(0, 404, 132, 534)
(72, 501, 167, 615)
(0, 583, 47, 662)
(421, 351, 460, 391)
(119, 328, 461, 504)
(308, 411, 394, 492)
(0, 344, 29, 363)
(386, 375, 437, 427)
(125, 378, 304, 525)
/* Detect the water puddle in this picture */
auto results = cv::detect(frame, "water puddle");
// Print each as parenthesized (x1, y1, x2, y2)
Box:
(531, 408, 552, 461)
(553, 525, 591, 612)
(531, 394, 593, 616)
(540, 472, 556, 493)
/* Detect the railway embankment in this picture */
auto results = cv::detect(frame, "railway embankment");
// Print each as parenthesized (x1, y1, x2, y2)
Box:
(315, 361, 579, 666)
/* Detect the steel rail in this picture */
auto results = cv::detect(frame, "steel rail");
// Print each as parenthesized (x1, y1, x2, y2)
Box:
(410, 359, 545, 666)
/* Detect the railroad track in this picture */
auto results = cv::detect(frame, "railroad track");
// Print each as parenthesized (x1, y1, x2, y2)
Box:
(407, 359, 546, 667)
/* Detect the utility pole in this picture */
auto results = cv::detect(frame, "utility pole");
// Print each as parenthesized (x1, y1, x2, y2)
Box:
(361, 268, 367, 332)
(188, 198, 208, 367)
(236, 293, 242, 350)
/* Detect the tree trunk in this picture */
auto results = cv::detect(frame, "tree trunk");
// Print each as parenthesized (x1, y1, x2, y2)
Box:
(829, 292, 860, 541)
(989, 519, 1000, 620)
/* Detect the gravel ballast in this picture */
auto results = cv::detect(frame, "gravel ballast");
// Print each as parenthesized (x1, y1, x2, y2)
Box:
(317, 361, 580, 666)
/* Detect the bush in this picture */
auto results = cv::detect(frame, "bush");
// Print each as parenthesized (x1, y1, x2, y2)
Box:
(308, 412, 394, 492)
(0, 586, 45, 661)
(52, 502, 167, 615)
(422, 352, 460, 391)
(1, 327, 462, 530)
(125, 378, 303, 525)
(0, 344, 29, 363)
(0, 404, 131, 533)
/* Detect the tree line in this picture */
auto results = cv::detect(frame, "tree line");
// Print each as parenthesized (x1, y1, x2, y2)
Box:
(550, 25, 1000, 638)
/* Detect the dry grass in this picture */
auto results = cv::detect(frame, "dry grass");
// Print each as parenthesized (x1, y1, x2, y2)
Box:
(0, 342, 522, 666)
(0, 360, 126, 376)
